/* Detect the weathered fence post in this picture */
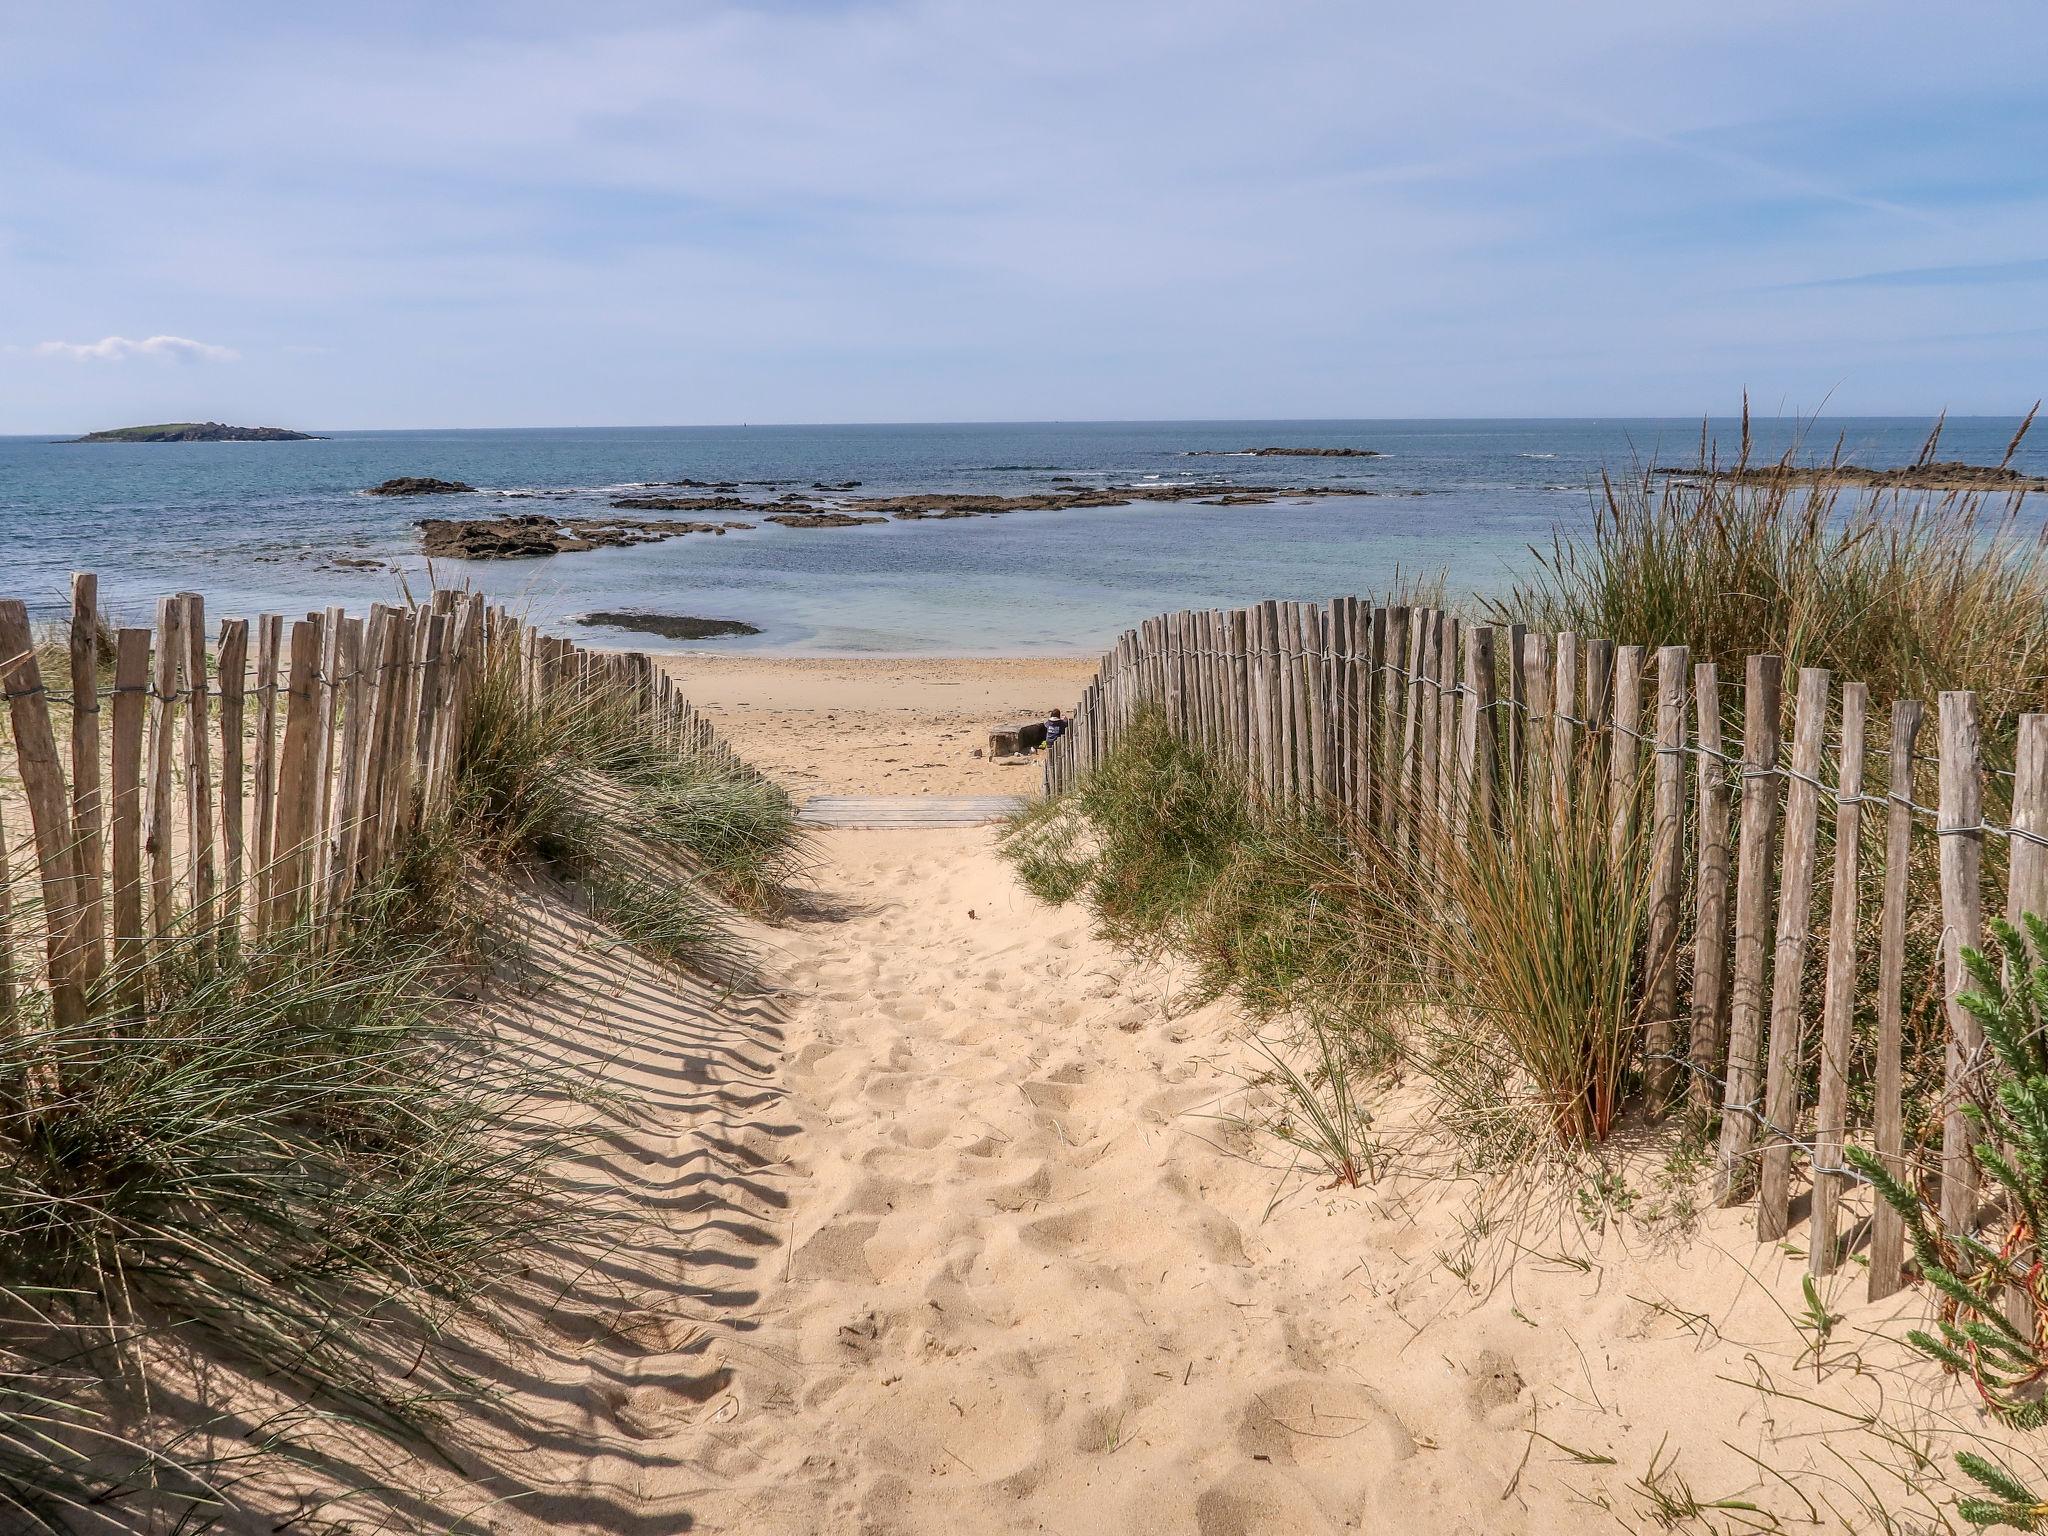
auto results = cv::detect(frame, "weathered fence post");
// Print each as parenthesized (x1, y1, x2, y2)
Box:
(1756, 666, 1829, 1241)
(1937, 690, 1984, 1234)
(1643, 645, 1687, 1109)
(68, 573, 107, 986)
(1869, 698, 1924, 1300)
(1715, 653, 1783, 1204)
(1688, 662, 1731, 1114)
(1810, 681, 1868, 1274)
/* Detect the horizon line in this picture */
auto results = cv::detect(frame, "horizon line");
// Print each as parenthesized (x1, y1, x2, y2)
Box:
(5, 409, 2033, 438)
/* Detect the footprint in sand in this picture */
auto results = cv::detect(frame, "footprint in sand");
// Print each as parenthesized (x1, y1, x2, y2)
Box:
(587, 1369, 736, 1440)
(792, 1217, 880, 1282)
(1190, 1466, 1342, 1536)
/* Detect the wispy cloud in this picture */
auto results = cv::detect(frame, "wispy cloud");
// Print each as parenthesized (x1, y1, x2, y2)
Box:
(34, 334, 238, 362)
(1790, 257, 2048, 289)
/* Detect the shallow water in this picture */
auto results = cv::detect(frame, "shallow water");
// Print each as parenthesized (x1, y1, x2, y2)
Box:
(1, 417, 2036, 653)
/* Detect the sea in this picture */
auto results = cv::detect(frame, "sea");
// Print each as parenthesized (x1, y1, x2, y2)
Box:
(1, 417, 2038, 655)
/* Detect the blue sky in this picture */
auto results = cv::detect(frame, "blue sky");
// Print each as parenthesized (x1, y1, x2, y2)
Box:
(2, 0, 2043, 430)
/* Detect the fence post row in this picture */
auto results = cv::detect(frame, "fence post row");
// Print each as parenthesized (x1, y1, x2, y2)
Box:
(1039, 599, 2010, 1272)
(0, 582, 766, 1038)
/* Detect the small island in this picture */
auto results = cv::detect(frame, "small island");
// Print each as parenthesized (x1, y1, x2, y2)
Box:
(71, 421, 324, 443)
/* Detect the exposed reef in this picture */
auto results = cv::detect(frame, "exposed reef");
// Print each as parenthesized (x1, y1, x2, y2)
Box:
(576, 611, 762, 640)
(418, 512, 750, 559)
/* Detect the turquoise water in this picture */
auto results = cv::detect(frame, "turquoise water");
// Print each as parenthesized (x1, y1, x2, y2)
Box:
(1, 418, 2037, 653)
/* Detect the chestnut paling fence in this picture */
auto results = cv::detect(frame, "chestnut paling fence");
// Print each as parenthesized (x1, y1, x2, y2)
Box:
(0, 575, 764, 1071)
(1044, 598, 2048, 1298)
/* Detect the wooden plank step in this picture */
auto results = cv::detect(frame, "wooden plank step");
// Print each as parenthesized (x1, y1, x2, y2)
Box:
(797, 795, 1029, 828)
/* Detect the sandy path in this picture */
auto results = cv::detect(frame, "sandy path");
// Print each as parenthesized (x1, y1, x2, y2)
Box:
(651, 655, 1094, 796)
(554, 827, 1945, 1535)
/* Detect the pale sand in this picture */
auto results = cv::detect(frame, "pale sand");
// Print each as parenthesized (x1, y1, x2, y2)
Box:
(651, 654, 1096, 797)
(369, 826, 1976, 1535)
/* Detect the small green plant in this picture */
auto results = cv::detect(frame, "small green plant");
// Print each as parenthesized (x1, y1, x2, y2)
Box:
(1248, 1018, 1378, 1189)
(1631, 1436, 1780, 1531)
(1577, 1171, 1638, 1224)
(1794, 1274, 1844, 1378)
(1848, 915, 2048, 1425)
(1955, 1451, 2048, 1531)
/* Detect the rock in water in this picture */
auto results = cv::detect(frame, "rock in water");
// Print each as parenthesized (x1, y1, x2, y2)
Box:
(763, 511, 888, 528)
(417, 512, 753, 559)
(369, 476, 477, 496)
(1185, 446, 1382, 457)
(576, 612, 763, 641)
(417, 514, 562, 558)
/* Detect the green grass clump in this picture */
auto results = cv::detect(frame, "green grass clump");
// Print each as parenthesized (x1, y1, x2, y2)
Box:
(1005, 712, 1399, 1028)
(628, 764, 808, 913)
(456, 648, 808, 920)
(1, 874, 577, 1531)
(586, 869, 745, 979)
(1064, 712, 1249, 955)
(1008, 710, 1655, 1159)
(1395, 784, 1652, 1147)
(1499, 417, 2048, 724)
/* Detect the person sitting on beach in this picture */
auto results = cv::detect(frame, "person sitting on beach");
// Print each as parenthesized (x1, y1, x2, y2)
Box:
(1042, 708, 1067, 748)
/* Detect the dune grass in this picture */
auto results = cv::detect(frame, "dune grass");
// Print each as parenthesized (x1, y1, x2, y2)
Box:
(1498, 417, 2048, 724)
(455, 647, 809, 927)
(1009, 709, 1663, 1168)
(2, 636, 803, 1529)
(0, 855, 580, 1532)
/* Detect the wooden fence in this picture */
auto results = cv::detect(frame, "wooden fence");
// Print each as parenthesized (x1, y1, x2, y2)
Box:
(1045, 599, 2048, 1297)
(0, 576, 760, 1045)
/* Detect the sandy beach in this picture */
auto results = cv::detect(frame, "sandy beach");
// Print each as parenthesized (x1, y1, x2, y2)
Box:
(399, 819, 1962, 1535)
(653, 654, 1096, 797)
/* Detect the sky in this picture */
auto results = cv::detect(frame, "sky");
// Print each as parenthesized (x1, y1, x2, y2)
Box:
(1, 1, 2044, 431)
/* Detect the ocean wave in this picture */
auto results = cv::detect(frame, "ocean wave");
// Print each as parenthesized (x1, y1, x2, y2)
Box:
(1517, 452, 1557, 460)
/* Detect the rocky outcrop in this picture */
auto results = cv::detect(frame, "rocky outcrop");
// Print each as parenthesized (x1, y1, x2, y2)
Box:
(418, 512, 751, 559)
(850, 482, 1382, 519)
(370, 477, 476, 496)
(613, 495, 758, 513)
(1186, 447, 1382, 457)
(764, 511, 887, 528)
(577, 612, 763, 640)
(73, 422, 323, 443)
(1656, 461, 2048, 492)
(416, 475, 1391, 558)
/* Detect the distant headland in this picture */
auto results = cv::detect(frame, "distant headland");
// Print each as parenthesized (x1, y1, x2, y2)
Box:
(69, 421, 324, 443)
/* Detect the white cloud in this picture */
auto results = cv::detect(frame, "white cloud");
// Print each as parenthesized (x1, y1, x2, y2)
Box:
(34, 334, 238, 362)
